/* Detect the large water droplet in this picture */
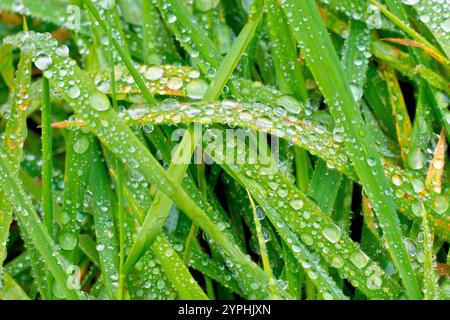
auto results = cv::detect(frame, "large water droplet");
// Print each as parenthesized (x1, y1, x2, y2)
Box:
(256, 207, 265, 220)
(433, 195, 448, 215)
(331, 255, 344, 268)
(367, 156, 377, 167)
(167, 77, 183, 90)
(441, 18, 450, 33)
(402, 0, 419, 5)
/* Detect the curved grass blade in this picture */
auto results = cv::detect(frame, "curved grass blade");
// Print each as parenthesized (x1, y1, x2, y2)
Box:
(372, 41, 450, 95)
(123, 125, 196, 274)
(369, 0, 450, 66)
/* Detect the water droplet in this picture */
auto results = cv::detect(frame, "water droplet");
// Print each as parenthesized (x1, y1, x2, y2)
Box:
(67, 85, 81, 99)
(442, 19, 450, 33)
(411, 201, 423, 217)
(59, 232, 78, 251)
(256, 117, 273, 129)
(167, 77, 183, 90)
(165, 248, 174, 257)
(403, 238, 417, 256)
(300, 233, 313, 246)
(366, 274, 382, 290)
(331, 255, 344, 268)
(433, 195, 448, 215)
(167, 14, 177, 24)
(34, 54, 52, 71)
(144, 66, 164, 80)
(73, 137, 89, 154)
(391, 174, 402, 186)
(411, 178, 424, 193)
(256, 207, 265, 220)
(289, 199, 304, 210)
(156, 279, 166, 289)
(56, 45, 70, 57)
(350, 85, 363, 102)
(419, 14, 430, 24)
(239, 112, 253, 122)
(128, 106, 148, 120)
(350, 251, 369, 269)
(90, 92, 110, 111)
(402, 0, 419, 5)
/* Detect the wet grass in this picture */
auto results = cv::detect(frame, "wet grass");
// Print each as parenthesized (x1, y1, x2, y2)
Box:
(0, 0, 449, 300)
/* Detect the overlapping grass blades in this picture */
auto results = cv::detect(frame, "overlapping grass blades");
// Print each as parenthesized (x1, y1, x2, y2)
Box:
(0, 0, 448, 301)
